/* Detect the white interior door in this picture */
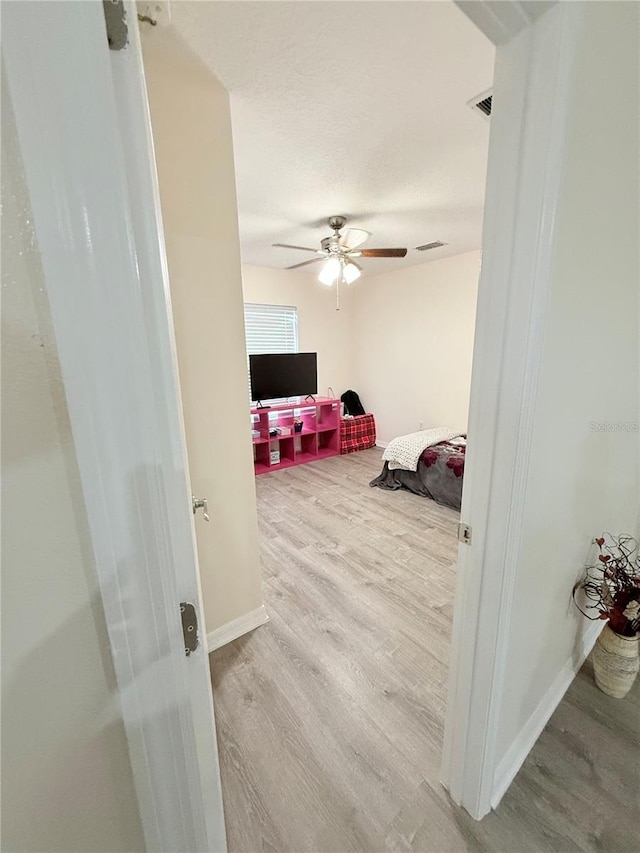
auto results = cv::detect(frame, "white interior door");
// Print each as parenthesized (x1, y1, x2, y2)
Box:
(2, 2, 226, 850)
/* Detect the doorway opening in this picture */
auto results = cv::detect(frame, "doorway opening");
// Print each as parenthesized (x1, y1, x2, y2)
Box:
(140, 4, 492, 848)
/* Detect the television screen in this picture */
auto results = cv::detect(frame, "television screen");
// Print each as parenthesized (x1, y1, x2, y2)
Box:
(249, 353, 318, 402)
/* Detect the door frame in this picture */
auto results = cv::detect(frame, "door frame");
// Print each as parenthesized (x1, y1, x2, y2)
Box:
(442, 0, 584, 819)
(3, 0, 588, 845)
(2, 2, 225, 850)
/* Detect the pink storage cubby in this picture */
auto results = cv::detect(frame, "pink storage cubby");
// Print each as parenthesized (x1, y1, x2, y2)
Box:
(250, 397, 340, 475)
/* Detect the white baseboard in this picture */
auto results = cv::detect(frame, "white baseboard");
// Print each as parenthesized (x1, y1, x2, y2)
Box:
(206, 604, 269, 652)
(376, 440, 388, 449)
(491, 621, 602, 809)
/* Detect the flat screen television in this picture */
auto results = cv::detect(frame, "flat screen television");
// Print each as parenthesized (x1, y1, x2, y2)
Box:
(249, 352, 318, 402)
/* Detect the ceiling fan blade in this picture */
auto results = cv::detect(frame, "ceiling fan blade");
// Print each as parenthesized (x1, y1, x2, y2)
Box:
(339, 228, 371, 250)
(358, 248, 408, 258)
(286, 257, 325, 270)
(273, 243, 319, 253)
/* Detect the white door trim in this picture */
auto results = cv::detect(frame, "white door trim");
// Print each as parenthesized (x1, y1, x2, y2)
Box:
(456, 0, 556, 45)
(2, 3, 225, 850)
(108, 6, 228, 847)
(442, 1, 585, 819)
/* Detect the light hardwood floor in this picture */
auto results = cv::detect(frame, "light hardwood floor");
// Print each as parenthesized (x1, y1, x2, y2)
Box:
(210, 448, 639, 853)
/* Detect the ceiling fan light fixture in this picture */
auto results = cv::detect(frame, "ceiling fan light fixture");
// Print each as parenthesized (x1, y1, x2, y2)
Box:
(319, 256, 341, 286)
(275, 217, 407, 288)
(343, 261, 362, 284)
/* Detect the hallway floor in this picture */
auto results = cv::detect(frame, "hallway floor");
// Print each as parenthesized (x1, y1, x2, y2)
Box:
(210, 448, 639, 852)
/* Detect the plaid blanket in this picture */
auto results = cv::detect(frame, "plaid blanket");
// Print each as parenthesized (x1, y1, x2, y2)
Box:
(340, 414, 376, 454)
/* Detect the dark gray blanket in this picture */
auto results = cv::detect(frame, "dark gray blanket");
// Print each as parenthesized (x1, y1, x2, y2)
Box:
(369, 438, 465, 511)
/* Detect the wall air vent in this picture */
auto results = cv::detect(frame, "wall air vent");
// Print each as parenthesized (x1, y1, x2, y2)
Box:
(475, 95, 492, 116)
(468, 88, 493, 121)
(416, 241, 446, 252)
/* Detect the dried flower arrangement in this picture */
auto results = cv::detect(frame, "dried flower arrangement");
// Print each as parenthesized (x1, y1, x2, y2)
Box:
(573, 534, 640, 637)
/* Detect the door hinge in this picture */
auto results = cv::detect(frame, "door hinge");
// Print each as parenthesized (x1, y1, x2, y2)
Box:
(458, 522, 472, 545)
(102, 0, 128, 51)
(180, 602, 199, 656)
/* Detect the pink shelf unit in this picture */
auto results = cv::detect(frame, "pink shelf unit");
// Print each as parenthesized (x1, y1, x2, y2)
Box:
(251, 397, 340, 475)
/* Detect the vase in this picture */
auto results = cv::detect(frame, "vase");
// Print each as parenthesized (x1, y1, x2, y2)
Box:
(592, 624, 640, 698)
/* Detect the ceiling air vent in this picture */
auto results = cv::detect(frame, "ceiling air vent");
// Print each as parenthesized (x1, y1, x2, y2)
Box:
(416, 241, 446, 252)
(468, 88, 493, 121)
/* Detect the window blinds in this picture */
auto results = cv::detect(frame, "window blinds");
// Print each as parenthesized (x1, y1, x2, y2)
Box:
(244, 304, 299, 402)
(243, 303, 299, 356)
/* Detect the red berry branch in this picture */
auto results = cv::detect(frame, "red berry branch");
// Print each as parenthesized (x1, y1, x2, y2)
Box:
(573, 534, 640, 637)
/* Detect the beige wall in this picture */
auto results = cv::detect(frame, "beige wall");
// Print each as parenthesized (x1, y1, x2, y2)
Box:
(143, 28, 263, 633)
(242, 264, 357, 398)
(1, 77, 144, 853)
(353, 252, 480, 444)
(496, 0, 640, 761)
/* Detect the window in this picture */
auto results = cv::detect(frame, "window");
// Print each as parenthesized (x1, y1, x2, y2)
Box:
(243, 303, 299, 402)
(243, 303, 299, 356)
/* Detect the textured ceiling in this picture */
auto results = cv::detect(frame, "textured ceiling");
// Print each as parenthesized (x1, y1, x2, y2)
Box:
(170, 1, 495, 275)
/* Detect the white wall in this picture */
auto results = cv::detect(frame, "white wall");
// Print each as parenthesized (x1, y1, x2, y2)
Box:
(496, 0, 639, 763)
(242, 264, 357, 398)
(143, 29, 263, 633)
(1, 76, 144, 853)
(353, 251, 480, 444)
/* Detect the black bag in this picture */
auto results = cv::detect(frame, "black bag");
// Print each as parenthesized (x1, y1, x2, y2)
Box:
(341, 390, 366, 417)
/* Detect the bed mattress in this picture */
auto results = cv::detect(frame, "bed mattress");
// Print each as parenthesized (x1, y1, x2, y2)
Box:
(369, 437, 466, 510)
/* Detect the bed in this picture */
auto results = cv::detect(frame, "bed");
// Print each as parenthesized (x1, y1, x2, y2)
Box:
(369, 433, 466, 511)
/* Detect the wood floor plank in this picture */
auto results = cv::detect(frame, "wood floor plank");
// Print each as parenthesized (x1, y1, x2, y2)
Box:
(210, 448, 639, 852)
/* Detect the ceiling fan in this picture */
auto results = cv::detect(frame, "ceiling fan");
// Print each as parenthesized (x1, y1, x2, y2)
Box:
(273, 216, 407, 308)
